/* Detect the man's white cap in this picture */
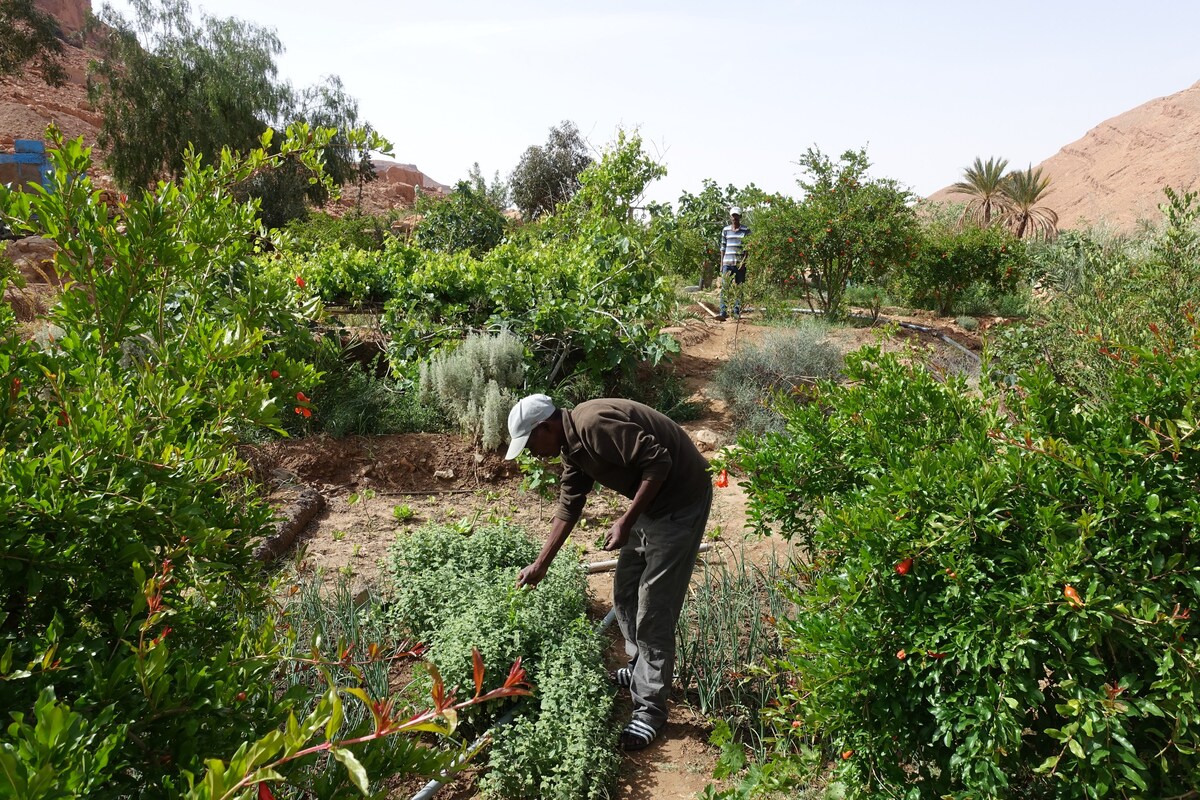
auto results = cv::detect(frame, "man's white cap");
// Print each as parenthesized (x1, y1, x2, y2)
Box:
(729, 206, 742, 216)
(505, 393, 556, 460)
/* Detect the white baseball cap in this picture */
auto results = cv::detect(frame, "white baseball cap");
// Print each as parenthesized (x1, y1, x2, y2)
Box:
(729, 206, 742, 216)
(505, 394, 556, 459)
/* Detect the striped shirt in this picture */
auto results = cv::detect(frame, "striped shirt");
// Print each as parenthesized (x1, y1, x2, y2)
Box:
(720, 224, 750, 268)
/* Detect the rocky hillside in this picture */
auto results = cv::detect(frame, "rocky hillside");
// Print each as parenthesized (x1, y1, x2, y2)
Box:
(1, 0, 445, 213)
(929, 80, 1200, 233)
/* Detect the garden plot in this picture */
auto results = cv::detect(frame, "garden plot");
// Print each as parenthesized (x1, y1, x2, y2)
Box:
(256, 317, 982, 800)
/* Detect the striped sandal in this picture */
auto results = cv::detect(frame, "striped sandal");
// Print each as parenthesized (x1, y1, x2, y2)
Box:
(608, 666, 633, 689)
(620, 719, 658, 751)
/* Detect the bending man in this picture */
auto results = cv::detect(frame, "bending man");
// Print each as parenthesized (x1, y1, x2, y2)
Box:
(505, 394, 713, 751)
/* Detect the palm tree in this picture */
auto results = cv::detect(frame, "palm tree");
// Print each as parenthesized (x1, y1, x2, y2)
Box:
(1002, 166, 1059, 240)
(953, 156, 1010, 226)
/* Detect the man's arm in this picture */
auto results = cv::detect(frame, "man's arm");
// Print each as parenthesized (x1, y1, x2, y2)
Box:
(604, 477, 664, 551)
(517, 515, 577, 588)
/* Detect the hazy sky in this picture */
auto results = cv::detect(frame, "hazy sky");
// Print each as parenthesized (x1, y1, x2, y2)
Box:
(96, 1, 1199, 205)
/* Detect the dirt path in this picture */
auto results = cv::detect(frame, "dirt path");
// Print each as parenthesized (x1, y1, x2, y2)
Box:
(257, 307, 979, 800)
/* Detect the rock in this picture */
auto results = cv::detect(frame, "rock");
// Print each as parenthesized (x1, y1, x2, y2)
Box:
(434, 468, 455, 480)
(34, 0, 90, 35)
(691, 428, 721, 452)
(351, 582, 372, 608)
(4, 236, 61, 285)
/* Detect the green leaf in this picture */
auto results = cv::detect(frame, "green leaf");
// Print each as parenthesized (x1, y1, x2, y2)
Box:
(331, 746, 370, 795)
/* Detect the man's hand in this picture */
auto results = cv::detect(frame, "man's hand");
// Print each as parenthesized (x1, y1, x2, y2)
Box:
(517, 562, 547, 589)
(604, 518, 632, 551)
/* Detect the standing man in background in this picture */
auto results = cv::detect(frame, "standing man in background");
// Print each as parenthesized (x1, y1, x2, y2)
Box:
(718, 206, 750, 321)
(504, 394, 713, 752)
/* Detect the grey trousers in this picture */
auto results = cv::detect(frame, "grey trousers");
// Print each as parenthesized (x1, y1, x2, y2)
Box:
(613, 485, 713, 730)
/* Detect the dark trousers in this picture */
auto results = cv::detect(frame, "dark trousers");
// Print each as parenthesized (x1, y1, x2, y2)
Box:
(613, 485, 713, 730)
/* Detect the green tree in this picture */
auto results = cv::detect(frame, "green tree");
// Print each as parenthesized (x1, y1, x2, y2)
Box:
(751, 146, 917, 317)
(1002, 164, 1059, 240)
(905, 217, 1026, 315)
(293, 75, 379, 205)
(509, 120, 592, 220)
(90, 1, 388, 228)
(239, 76, 389, 229)
(466, 161, 510, 211)
(564, 128, 665, 222)
(89, 0, 291, 189)
(953, 156, 1010, 226)
(0, 0, 66, 85)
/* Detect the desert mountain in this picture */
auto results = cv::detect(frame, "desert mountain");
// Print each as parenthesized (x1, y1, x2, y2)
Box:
(929, 80, 1200, 233)
(1, 0, 445, 213)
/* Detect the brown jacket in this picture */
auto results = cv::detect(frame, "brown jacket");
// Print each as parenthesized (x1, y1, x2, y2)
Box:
(554, 399, 711, 523)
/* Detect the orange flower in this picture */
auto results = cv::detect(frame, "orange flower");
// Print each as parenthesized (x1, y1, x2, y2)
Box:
(715, 469, 729, 488)
(296, 391, 309, 403)
(896, 649, 907, 660)
(1063, 585, 1083, 607)
(295, 276, 306, 288)
(294, 406, 312, 418)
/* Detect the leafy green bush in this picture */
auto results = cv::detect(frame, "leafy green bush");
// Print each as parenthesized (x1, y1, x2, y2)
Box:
(302, 334, 442, 439)
(382, 216, 677, 390)
(281, 210, 399, 252)
(990, 188, 1200, 394)
(415, 181, 508, 258)
(262, 240, 420, 308)
(734, 334, 1200, 798)
(0, 131, 513, 799)
(482, 621, 620, 800)
(711, 319, 842, 434)
(0, 130, 318, 794)
(383, 523, 619, 799)
(901, 219, 1027, 316)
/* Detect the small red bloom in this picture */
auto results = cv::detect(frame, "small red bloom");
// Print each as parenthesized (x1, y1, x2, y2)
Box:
(56, 410, 69, 427)
(927, 651, 946, 660)
(294, 406, 312, 418)
(895, 557, 913, 575)
(9, 378, 20, 400)
(295, 276, 306, 288)
(715, 469, 729, 488)
(841, 749, 853, 759)
(270, 369, 280, 380)
(296, 391, 309, 403)
(896, 649, 907, 660)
